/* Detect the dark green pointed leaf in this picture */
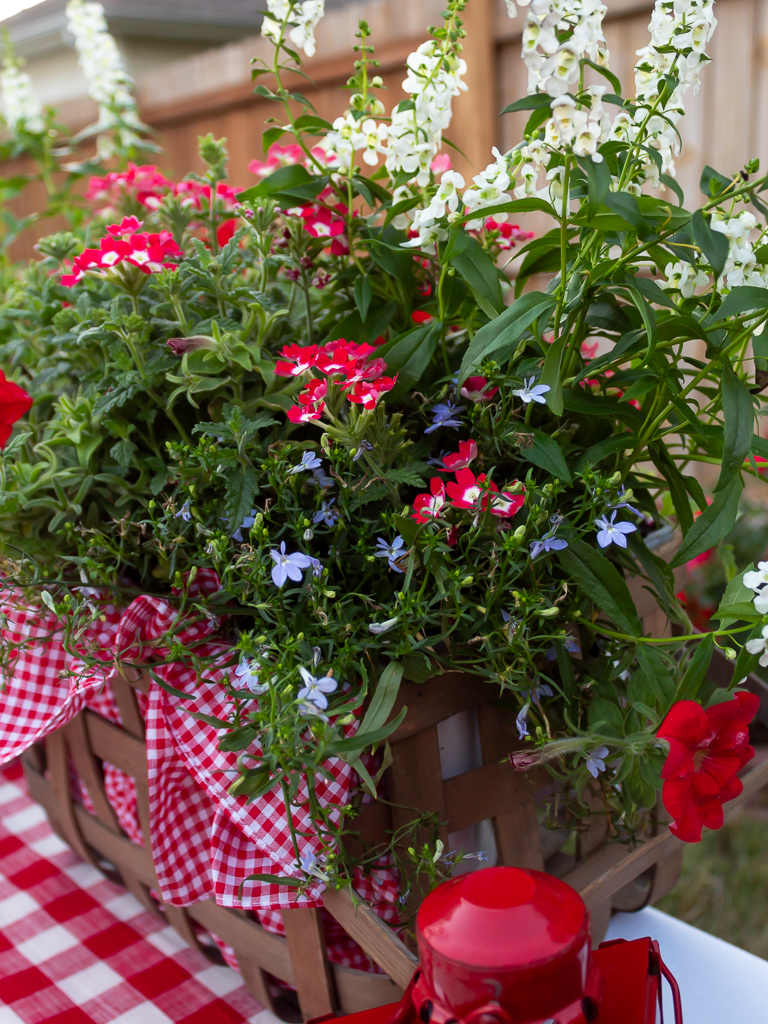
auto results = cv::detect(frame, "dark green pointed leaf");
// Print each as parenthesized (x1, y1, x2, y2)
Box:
(451, 236, 504, 317)
(691, 209, 729, 278)
(523, 428, 572, 483)
(457, 292, 556, 385)
(675, 633, 715, 703)
(558, 537, 643, 635)
(354, 274, 372, 322)
(669, 475, 744, 567)
(716, 364, 754, 490)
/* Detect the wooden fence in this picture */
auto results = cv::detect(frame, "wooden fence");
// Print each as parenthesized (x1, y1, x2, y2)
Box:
(5, 0, 768, 257)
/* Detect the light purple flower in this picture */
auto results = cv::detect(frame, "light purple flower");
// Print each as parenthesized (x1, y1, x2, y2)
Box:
(516, 703, 530, 740)
(311, 465, 335, 488)
(529, 532, 568, 558)
(595, 511, 637, 549)
(545, 639, 580, 661)
(290, 451, 322, 474)
(309, 557, 323, 579)
(232, 507, 258, 542)
(425, 402, 464, 434)
(234, 656, 268, 695)
(353, 440, 373, 461)
(270, 542, 313, 587)
(513, 377, 550, 405)
(611, 485, 644, 519)
(522, 681, 555, 700)
(313, 499, 338, 527)
(374, 535, 406, 572)
(297, 666, 338, 710)
(175, 500, 192, 522)
(586, 746, 609, 778)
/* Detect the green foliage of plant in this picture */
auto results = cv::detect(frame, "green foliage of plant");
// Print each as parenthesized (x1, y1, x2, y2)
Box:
(1, 0, 768, 890)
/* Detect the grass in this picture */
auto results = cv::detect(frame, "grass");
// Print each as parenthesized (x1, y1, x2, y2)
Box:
(656, 797, 768, 960)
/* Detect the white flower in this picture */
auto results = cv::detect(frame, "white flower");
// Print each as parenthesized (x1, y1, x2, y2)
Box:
(754, 590, 768, 615)
(369, 617, 399, 635)
(0, 61, 44, 133)
(513, 377, 550, 405)
(262, 0, 325, 57)
(270, 541, 313, 587)
(297, 666, 338, 710)
(661, 261, 709, 298)
(746, 624, 768, 666)
(66, 0, 143, 156)
(743, 562, 768, 592)
(586, 746, 609, 777)
(594, 512, 638, 549)
(234, 656, 268, 694)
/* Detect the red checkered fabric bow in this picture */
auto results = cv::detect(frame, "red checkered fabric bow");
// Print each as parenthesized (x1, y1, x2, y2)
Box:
(0, 574, 399, 971)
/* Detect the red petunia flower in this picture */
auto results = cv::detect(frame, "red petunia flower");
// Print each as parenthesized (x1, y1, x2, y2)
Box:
(411, 310, 434, 325)
(657, 693, 760, 842)
(442, 439, 478, 471)
(460, 375, 498, 403)
(287, 393, 325, 423)
(0, 370, 33, 447)
(412, 478, 447, 523)
(347, 376, 396, 410)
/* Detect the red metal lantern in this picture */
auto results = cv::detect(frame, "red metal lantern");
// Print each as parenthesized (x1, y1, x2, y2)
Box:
(311, 866, 682, 1024)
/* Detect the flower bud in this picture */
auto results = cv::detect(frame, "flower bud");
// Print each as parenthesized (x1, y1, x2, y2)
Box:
(513, 525, 526, 541)
(539, 606, 559, 618)
(303, 528, 314, 540)
(723, 647, 737, 660)
(461, 575, 473, 586)
(608, 471, 622, 485)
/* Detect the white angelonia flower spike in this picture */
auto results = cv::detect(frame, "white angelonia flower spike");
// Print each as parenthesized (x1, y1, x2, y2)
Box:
(261, 0, 325, 58)
(0, 60, 44, 133)
(65, 0, 143, 157)
(516, 0, 610, 99)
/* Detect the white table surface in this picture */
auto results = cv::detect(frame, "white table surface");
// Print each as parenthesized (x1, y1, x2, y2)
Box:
(605, 907, 768, 1023)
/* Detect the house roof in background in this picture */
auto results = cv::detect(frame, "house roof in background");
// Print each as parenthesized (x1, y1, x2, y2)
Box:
(3, 0, 266, 55)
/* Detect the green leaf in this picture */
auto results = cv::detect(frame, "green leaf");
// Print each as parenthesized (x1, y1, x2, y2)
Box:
(630, 274, 678, 309)
(224, 465, 260, 535)
(711, 567, 757, 627)
(354, 274, 372, 322)
(625, 285, 657, 364)
(636, 646, 676, 710)
(523, 428, 572, 483)
(700, 165, 731, 198)
(572, 434, 633, 473)
(186, 710, 232, 729)
(244, 872, 302, 888)
(716, 364, 754, 491)
(458, 198, 556, 223)
(649, 443, 693, 534)
(588, 696, 625, 737)
(322, 708, 408, 757)
(691, 209, 730, 278)
(604, 191, 646, 231)
(558, 537, 643, 635)
(675, 633, 715, 702)
(500, 95, 553, 115)
(714, 285, 768, 322)
(669, 475, 744, 568)
(360, 661, 404, 734)
(581, 58, 622, 95)
(551, 347, 588, 413)
(236, 164, 313, 203)
(458, 293, 556, 385)
(147, 669, 195, 700)
(626, 533, 675, 619)
(578, 155, 611, 216)
(730, 621, 764, 683)
(377, 323, 440, 397)
(451, 235, 504, 318)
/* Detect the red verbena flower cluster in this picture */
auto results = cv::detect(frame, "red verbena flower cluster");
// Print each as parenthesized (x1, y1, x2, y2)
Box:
(285, 196, 350, 256)
(248, 143, 337, 179)
(61, 217, 182, 288)
(276, 340, 396, 423)
(482, 218, 534, 251)
(86, 164, 174, 213)
(657, 692, 760, 842)
(412, 439, 525, 524)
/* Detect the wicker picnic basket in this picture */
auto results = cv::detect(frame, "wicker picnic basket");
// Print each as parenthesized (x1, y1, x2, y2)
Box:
(19, 534, 768, 1021)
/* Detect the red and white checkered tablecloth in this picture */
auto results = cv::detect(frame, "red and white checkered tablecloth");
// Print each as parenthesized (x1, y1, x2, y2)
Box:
(0, 758, 273, 1024)
(0, 575, 400, 974)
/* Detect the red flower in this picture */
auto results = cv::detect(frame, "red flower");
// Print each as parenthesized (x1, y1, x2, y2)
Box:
(411, 310, 434, 325)
(442, 440, 478, 471)
(61, 230, 181, 287)
(412, 478, 447, 523)
(347, 376, 396, 410)
(580, 341, 599, 361)
(287, 394, 325, 423)
(657, 693, 761, 842)
(248, 143, 308, 178)
(0, 370, 33, 447)
(459, 375, 498, 403)
(217, 218, 237, 247)
(275, 343, 318, 378)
